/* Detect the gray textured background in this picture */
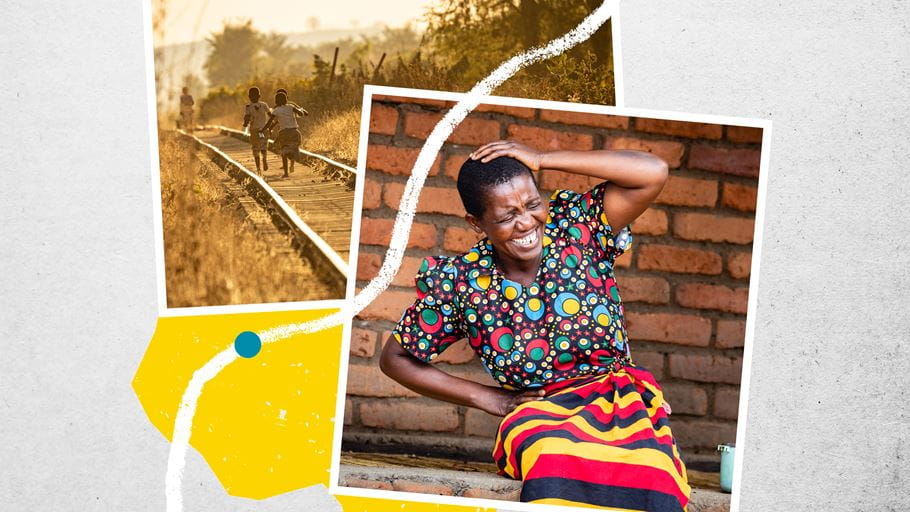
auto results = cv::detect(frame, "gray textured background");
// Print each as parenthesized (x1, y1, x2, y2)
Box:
(1, 0, 908, 510)
(621, 2, 910, 510)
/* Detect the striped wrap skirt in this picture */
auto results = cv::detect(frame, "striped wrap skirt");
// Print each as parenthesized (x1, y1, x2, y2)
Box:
(493, 365, 690, 511)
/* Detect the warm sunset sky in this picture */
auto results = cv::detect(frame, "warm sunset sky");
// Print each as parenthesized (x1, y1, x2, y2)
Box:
(158, 0, 435, 46)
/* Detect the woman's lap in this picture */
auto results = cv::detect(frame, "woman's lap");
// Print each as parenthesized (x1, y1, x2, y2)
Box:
(493, 366, 690, 511)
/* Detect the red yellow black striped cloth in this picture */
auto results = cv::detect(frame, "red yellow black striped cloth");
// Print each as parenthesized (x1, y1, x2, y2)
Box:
(493, 365, 690, 511)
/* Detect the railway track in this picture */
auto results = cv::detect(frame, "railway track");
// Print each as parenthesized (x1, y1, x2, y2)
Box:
(177, 128, 353, 297)
(216, 125, 358, 184)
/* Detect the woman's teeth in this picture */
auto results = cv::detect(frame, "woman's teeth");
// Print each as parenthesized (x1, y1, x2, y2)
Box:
(513, 230, 538, 247)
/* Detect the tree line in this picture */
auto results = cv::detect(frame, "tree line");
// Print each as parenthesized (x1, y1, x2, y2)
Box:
(194, 0, 615, 124)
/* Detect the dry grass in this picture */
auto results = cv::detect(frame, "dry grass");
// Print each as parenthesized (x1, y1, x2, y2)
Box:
(300, 107, 361, 164)
(297, 107, 361, 186)
(159, 133, 336, 307)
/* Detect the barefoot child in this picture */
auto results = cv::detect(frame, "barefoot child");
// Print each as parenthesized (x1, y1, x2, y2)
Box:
(242, 87, 271, 175)
(261, 91, 305, 178)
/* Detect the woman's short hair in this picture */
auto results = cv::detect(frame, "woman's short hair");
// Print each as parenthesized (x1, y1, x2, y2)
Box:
(457, 156, 537, 218)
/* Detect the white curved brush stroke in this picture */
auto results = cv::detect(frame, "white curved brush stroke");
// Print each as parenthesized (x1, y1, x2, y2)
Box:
(164, 2, 617, 510)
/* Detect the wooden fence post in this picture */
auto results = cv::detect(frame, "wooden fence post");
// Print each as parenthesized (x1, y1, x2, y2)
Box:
(372, 52, 387, 81)
(329, 46, 339, 85)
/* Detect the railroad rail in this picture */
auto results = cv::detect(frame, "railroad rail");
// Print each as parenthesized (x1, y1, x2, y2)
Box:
(177, 128, 350, 296)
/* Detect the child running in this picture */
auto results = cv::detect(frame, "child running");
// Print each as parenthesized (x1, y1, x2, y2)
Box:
(242, 86, 271, 175)
(276, 88, 308, 114)
(261, 91, 306, 178)
(269, 88, 308, 140)
(179, 87, 195, 132)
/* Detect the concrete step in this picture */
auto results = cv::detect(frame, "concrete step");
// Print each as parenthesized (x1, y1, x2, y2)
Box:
(338, 452, 730, 511)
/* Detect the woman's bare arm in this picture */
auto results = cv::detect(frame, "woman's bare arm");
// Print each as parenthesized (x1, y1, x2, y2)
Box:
(471, 141, 668, 229)
(379, 335, 544, 417)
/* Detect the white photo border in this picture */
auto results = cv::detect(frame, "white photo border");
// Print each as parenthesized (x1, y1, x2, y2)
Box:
(329, 84, 771, 512)
(141, 0, 356, 318)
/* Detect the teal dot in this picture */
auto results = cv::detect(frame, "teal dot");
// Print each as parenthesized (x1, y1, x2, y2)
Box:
(421, 309, 439, 325)
(234, 331, 262, 358)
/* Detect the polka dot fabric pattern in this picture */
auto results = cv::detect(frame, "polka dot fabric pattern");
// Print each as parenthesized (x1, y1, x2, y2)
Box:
(393, 183, 635, 390)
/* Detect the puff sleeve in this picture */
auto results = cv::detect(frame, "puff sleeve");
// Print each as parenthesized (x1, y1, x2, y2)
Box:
(548, 181, 632, 263)
(391, 256, 465, 362)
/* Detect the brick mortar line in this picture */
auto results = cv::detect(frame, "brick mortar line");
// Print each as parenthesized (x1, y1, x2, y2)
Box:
(362, 179, 758, 217)
(378, 100, 759, 146)
(389, 110, 761, 148)
(362, 170, 758, 217)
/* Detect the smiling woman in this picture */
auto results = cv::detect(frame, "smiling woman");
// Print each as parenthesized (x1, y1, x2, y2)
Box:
(343, 93, 762, 511)
(377, 141, 691, 510)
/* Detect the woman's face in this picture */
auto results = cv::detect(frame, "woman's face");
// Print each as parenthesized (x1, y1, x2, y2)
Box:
(468, 173, 547, 266)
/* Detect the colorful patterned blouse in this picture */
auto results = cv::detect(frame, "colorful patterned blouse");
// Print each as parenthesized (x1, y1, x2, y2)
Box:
(392, 182, 633, 390)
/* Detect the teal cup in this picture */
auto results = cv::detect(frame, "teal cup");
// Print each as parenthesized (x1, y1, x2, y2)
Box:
(717, 443, 735, 493)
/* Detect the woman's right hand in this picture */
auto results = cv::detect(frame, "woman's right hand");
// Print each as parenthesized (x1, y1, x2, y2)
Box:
(470, 140, 545, 171)
(477, 387, 548, 417)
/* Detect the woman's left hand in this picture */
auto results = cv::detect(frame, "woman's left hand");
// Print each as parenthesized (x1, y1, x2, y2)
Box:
(470, 140, 545, 171)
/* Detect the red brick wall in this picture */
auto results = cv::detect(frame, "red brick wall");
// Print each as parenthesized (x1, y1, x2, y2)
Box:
(345, 93, 762, 458)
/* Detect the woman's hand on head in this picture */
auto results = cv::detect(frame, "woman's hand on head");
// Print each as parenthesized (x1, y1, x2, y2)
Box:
(471, 140, 544, 172)
(478, 387, 547, 417)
